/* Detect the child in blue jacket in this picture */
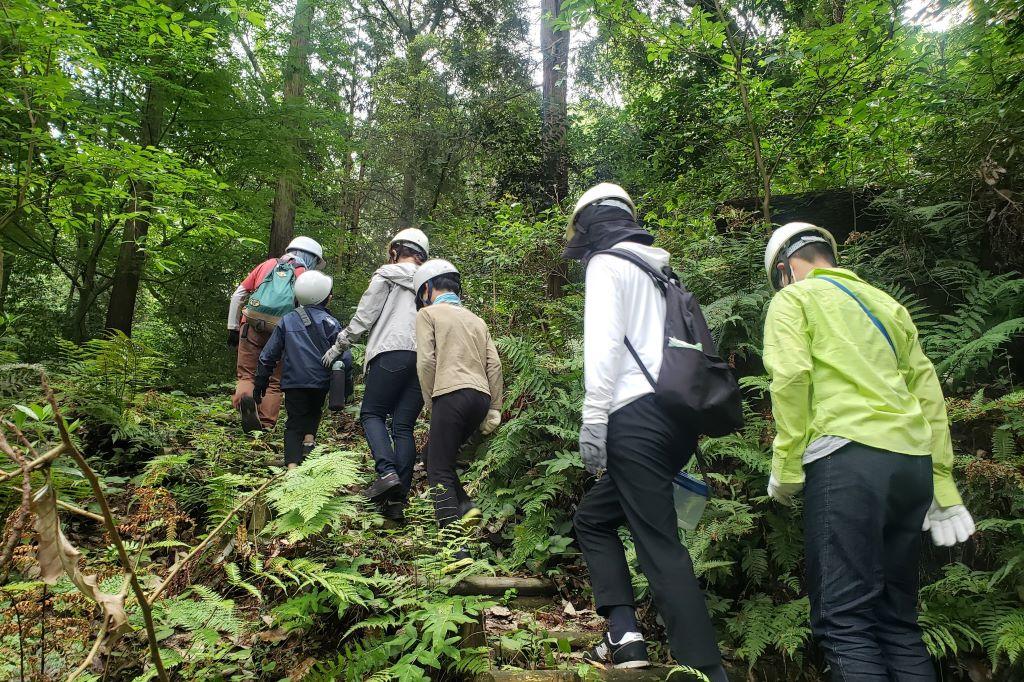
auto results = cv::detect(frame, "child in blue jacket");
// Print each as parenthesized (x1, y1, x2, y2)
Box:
(255, 271, 353, 467)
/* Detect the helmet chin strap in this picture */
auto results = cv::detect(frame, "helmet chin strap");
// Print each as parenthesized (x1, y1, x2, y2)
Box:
(416, 282, 434, 310)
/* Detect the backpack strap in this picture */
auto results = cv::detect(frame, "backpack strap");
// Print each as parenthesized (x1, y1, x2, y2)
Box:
(593, 249, 667, 391)
(817, 276, 897, 356)
(592, 248, 671, 291)
(297, 306, 331, 356)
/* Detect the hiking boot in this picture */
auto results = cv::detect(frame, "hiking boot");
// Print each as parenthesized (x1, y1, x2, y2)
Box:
(363, 472, 401, 501)
(239, 396, 262, 433)
(301, 440, 315, 461)
(583, 632, 650, 669)
(457, 500, 482, 528)
(441, 549, 473, 575)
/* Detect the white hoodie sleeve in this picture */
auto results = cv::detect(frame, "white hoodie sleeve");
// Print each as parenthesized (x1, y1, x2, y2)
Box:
(227, 284, 248, 330)
(583, 255, 627, 425)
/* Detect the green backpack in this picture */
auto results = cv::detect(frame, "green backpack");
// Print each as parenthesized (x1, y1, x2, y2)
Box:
(244, 260, 298, 322)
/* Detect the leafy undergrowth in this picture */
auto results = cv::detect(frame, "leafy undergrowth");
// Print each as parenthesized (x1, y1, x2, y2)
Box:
(0, 386, 611, 681)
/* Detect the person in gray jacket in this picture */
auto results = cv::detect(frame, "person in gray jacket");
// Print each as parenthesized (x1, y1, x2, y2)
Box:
(321, 228, 429, 522)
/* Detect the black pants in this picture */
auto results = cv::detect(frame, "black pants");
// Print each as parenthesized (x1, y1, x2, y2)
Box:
(283, 388, 328, 465)
(573, 395, 721, 668)
(360, 351, 424, 493)
(426, 388, 489, 527)
(805, 443, 935, 681)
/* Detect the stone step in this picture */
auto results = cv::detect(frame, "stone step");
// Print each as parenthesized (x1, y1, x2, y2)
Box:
(476, 666, 712, 681)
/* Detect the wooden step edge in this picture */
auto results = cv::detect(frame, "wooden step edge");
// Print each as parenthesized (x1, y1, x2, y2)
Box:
(452, 575, 557, 597)
(475, 666, 712, 681)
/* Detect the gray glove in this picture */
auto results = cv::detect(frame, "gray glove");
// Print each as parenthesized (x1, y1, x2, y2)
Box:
(321, 335, 351, 368)
(579, 423, 608, 475)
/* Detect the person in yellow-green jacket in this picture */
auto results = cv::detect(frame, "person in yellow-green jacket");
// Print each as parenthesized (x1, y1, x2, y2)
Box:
(762, 222, 976, 681)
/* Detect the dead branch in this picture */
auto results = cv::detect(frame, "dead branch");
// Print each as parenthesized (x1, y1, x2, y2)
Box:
(0, 443, 66, 484)
(40, 375, 169, 682)
(66, 613, 108, 682)
(0, 430, 32, 581)
(147, 473, 280, 604)
(56, 499, 104, 523)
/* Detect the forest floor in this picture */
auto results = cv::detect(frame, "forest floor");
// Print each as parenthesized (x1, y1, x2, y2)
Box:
(1, 388, 752, 681)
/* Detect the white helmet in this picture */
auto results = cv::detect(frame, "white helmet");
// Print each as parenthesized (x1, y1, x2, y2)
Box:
(286, 236, 325, 268)
(566, 182, 636, 240)
(389, 228, 429, 258)
(764, 222, 838, 290)
(293, 271, 333, 305)
(413, 259, 459, 299)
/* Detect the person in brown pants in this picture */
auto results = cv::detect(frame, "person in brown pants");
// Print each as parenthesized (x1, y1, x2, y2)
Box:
(227, 236, 324, 431)
(234, 321, 284, 429)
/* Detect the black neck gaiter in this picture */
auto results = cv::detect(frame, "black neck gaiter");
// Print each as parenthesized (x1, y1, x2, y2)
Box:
(562, 204, 654, 261)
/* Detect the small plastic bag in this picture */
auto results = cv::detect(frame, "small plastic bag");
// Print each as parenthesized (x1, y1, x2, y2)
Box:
(672, 471, 710, 531)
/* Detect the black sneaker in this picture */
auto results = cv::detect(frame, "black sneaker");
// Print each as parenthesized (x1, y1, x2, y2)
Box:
(583, 632, 650, 669)
(382, 501, 406, 525)
(239, 396, 262, 433)
(363, 472, 401, 501)
(301, 441, 315, 460)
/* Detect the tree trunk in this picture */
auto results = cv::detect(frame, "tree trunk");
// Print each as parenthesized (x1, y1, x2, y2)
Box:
(540, 0, 569, 205)
(268, 0, 316, 258)
(104, 82, 164, 335)
(541, 0, 570, 298)
(397, 41, 427, 229)
(0, 247, 8, 317)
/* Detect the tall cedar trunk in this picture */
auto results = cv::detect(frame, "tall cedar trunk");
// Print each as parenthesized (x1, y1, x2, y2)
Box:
(541, 0, 570, 297)
(398, 42, 426, 229)
(540, 0, 569, 204)
(0, 247, 7, 316)
(104, 82, 164, 335)
(268, 0, 316, 257)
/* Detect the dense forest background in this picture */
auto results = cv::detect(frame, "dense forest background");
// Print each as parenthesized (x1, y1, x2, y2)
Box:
(2, 0, 1023, 679)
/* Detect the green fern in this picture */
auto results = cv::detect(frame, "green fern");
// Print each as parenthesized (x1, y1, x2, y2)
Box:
(266, 449, 369, 540)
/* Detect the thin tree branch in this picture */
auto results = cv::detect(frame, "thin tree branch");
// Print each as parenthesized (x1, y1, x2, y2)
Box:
(147, 473, 280, 604)
(0, 430, 32, 581)
(0, 444, 67, 485)
(40, 375, 169, 682)
(56, 500, 104, 523)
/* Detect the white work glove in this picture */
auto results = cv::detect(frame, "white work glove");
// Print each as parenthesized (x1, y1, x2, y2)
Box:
(579, 423, 608, 475)
(480, 409, 501, 435)
(767, 474, 803, 506)
(320, 336, 350, 368)
(922, 500, 975, 547)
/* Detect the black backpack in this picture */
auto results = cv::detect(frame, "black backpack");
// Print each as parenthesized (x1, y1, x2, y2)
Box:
(594, 249, 744, 438)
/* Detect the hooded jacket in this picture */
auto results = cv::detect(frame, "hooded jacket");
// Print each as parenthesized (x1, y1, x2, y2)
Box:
(257, 305, 353, 390)
(335, 262, 419, 364)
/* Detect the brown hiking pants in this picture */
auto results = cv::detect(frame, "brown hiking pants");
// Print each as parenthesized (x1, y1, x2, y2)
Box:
(232, 321, 282, 429)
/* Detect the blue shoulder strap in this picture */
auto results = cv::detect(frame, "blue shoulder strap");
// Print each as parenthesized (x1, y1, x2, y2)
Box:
(817, 276, 897, 356)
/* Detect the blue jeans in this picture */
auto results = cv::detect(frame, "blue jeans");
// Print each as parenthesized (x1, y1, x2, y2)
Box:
(804, 442, 936, 681)
(359, 351, 423, 492)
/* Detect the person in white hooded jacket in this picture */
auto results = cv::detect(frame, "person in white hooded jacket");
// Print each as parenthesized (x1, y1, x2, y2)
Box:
(321, 228, 428, 522)
(565, 184, 726, 679)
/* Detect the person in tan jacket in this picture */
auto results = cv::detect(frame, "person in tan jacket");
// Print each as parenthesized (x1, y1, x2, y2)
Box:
(413, 259, 503, 569)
